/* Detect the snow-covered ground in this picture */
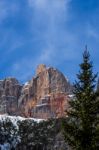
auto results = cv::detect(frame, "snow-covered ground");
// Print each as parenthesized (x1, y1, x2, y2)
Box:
(0, 114, 44, 124)
(68, 94, 74, 98)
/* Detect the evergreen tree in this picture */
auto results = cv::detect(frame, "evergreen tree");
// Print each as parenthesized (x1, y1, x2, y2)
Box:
(96, 78, 99, 94)
(16, 119, 57, 150)
(62, 49, 99, 150)
(0, 118, 18, 149)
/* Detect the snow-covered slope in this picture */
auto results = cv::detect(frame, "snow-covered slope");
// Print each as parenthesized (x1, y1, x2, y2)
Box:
(0, 114, 44, 124)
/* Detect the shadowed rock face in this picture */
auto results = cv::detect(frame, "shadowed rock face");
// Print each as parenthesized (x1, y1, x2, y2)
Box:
(0, 78, 22, 115)
(0, 65, 73, 119)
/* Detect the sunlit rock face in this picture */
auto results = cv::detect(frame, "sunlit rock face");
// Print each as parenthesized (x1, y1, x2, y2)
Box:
(18, 64, 72, 119)
(0, 65, 73, 119)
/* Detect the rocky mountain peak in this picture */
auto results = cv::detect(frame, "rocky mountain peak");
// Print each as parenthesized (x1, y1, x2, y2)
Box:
(0, 65, 73, 119)
(36, 64, 47, 75)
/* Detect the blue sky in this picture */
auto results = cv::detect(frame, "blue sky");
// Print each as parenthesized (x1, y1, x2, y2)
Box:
(0, 0, 99, 83)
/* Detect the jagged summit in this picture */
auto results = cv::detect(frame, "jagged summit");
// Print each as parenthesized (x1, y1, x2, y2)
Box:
(0, 64, 72, 119)
(36, 64, 47, 75)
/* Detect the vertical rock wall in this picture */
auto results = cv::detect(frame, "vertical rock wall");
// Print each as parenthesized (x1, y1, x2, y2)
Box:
(0, 65, 73, 118)
(18, 65, 72, 118)
(0, 78, 22, 115)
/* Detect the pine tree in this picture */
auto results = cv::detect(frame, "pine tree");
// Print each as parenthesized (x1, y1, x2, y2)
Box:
(62, 49, 99, 150)
(96, 78, 99, 94)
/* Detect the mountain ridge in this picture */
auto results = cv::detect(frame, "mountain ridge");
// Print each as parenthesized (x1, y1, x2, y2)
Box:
(0, 64, 73, 119)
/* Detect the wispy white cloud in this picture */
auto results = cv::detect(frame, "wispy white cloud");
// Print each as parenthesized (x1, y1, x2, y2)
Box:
(8, 0, 79, 82)
(28, 0, 79, 65)
(29, 0, 71, 31)
(0, 0, 19, 23)
(1, 0, 99, 83)
(86, 23, 99, 39)
(0, 0, 23, 55)
(0, 1, 8, 23)
(29, 0, 70, 16)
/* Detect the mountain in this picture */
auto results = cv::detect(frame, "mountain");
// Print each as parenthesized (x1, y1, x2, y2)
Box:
(0, 64, 73, 119)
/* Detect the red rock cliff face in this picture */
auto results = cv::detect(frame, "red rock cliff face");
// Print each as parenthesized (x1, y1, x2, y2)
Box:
(0, 65, 72, 119)
(18, 64, 72, 119)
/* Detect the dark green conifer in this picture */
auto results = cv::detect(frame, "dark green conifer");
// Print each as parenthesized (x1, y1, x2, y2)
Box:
(62, 48, 99, 150)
